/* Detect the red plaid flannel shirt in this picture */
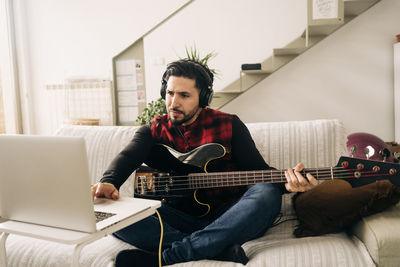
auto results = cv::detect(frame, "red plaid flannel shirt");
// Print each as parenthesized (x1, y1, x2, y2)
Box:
(151, 108, 246, 214)
(151, 108, 236, 172)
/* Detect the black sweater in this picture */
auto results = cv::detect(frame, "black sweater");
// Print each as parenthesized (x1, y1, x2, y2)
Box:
(100, 115, 284, 193)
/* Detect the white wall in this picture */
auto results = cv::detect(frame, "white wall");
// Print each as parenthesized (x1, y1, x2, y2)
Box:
(18, 0, 188, 134)
(18, 0, 398, 141)
(143, 0, 306, 102)
(143, 0, 399, 141)
(222, 0, 399, 141)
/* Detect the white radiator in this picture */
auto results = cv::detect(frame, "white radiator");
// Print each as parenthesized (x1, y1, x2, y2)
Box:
(45, 81, 114, 133)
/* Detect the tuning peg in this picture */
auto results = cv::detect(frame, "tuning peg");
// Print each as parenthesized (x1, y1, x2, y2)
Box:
(379, 148, 391, 162)
(350, 145, 357, 157)
(363, 147, 370, 159)
(394, 152, 400, 162)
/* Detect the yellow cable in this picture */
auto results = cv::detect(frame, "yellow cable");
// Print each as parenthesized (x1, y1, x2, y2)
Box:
(193, 190, 210, 217)
(155, 209, 163, 267)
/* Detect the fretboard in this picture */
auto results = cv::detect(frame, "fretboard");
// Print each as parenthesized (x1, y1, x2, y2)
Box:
(187, 167, 338, 190)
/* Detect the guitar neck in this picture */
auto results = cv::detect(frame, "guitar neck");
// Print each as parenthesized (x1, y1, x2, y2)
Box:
(188, 167, 337, 189)
(137, 147, 400, 197)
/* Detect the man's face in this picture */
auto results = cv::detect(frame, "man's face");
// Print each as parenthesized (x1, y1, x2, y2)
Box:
(165, 76, 202, 126)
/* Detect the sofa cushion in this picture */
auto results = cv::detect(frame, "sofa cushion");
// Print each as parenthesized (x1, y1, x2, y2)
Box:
(293, 179, 400, 237)
(246, 119, 346, 170)
(55, 125, 140, 197)
(6, 212, 375, 267)
(352, 203, 400, 266)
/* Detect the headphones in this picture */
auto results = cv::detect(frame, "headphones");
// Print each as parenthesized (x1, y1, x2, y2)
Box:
(160, 60, 214, 108)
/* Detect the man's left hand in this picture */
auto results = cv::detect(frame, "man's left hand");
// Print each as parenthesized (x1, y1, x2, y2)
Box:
(284, 163, 319, 192)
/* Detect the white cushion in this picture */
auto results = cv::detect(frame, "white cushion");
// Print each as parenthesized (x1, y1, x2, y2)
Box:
(352, 205, 400, 266)
(246, 119, 347, 169)
(55, 124, 140, 197)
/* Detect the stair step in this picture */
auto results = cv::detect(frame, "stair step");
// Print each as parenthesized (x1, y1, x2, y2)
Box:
(216, 80, 242, 94)
(307, 15, 356, 36)
(210, 92, 240, 109)
(344, 0, 379, 16)
(307, 24, 341, 36)
(301, 28, 326, 38)
(273, 47, 307, 56)
(271, 55, 297, 67)
(241, 69, 273, 75)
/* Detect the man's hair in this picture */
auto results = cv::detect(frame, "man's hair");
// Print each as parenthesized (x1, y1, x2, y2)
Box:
(162, 59, 213, 91)
(161, 59, 214, 107)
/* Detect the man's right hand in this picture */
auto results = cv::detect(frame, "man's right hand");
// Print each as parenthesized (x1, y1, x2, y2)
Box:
(91, 182, 120, 200)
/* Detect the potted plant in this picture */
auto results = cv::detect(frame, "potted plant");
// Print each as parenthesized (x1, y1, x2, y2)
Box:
(136, 98, 167, 125)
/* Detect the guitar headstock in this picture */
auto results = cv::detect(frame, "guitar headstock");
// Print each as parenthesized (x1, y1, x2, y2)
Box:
(336, 156, 400, 179)
(347, 132, 394, 162)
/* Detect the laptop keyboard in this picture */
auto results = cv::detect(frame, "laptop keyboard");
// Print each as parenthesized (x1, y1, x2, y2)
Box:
(94, 211, 116, 223)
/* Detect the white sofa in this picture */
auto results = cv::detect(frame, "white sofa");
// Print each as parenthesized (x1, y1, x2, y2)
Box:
(4, 119, 400, 266)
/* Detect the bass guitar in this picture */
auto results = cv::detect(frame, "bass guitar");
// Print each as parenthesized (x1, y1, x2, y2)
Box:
(135, 143, 400, 217)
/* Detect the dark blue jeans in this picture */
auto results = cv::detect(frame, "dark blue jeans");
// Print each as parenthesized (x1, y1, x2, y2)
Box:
(113, 183, 282, 265)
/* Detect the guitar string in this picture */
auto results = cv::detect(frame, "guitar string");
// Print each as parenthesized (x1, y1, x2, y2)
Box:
(137, 173, 389, 193)
(139, 177, 391, 193)
(137, 168, 389, 185)
(137, 168, 373, 184)
(140, 174, 376, 188)
(137, 167, 353, 182)
(136, 170, 396, 193)
(138, 169, 389, 182)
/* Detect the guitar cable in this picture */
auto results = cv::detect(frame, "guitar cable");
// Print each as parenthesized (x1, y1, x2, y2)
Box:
(155, 210, 164, 267)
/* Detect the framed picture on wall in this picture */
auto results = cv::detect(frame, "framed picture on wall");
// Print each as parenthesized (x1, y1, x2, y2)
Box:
(308, 0, 344, 26)
(113, 57, 146, 125)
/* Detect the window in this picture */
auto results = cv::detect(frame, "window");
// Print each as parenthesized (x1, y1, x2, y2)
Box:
(0, 0, 23, 134)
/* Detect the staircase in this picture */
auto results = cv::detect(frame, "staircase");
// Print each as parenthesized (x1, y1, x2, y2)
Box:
(210, 0, 380, 109)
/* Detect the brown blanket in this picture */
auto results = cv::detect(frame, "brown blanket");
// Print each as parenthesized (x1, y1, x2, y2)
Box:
(293, 179, 400, 237)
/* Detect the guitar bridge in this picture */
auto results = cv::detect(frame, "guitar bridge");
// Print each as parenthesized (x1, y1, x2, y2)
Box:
(135, 171, 170, 196)
(136, 176, 155, 195)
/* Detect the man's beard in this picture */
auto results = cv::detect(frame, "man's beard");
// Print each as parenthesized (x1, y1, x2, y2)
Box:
(169, 108, 200, 126)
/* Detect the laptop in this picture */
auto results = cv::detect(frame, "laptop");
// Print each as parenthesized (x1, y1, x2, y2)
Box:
(0, 135, 160, 233)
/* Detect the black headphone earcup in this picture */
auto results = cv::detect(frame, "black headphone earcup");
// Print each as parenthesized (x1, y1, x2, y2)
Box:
(160, 80, 167, 99)
(199, 87, 213, 108)
(206, 90, 213, 106)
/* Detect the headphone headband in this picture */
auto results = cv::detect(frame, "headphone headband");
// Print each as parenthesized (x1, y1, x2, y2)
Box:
(160, 60, 214, 107)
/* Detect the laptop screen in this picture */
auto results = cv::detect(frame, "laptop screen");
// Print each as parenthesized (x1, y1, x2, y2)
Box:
(0, 135, 97, 232)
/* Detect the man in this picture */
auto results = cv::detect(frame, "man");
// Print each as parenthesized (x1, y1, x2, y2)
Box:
(92, 59, 318, 266)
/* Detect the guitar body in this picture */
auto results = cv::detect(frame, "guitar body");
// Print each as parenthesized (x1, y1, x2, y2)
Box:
(136, 143, 246, 217)
(144, 143, 225, 174)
